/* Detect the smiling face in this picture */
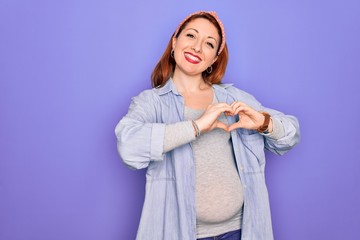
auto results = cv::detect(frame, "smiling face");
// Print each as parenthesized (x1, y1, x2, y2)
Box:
(172, 17, 220, 78)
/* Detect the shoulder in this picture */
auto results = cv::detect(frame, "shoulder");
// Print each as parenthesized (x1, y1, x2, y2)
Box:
(131, 80, 177, 108)
(223, 84, 254, 98)
(132, 88, 160, 102)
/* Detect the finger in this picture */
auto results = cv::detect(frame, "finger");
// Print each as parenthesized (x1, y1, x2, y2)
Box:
(230, 101, 241, 107)
(230, 101, 247, 107)
(218, 104, 233, 110)
(215, 105, 234, 115)
(215, 121, 229, 131)
(233, 101, 248, 107)
(207, 103, 232, 112)
(233, 106, 247, 115)
(230, 101, 240, 108)
(231, 103, 247, 115)
(227, 122, 243, 132)
(224, 110, 234, 116)
(232, 102, 256, 114)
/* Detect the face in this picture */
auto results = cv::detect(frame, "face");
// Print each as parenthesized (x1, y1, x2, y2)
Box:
(172, 18, 220, 77)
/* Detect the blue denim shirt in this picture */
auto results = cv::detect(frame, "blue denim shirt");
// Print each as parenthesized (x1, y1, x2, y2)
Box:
(115, 79, 300, 240)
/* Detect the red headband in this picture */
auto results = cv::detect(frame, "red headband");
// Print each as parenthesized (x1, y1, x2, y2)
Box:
(173, 11, 226, 55)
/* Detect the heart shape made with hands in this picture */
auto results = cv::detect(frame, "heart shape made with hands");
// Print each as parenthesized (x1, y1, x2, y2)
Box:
(200, 102, 267, 132)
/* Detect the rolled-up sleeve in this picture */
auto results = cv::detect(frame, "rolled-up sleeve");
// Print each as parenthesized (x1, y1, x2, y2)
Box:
(227, 86, 300, 156)
(150, 123, 166, 160)
(262, 107, 300, 155)
(115, 91, 165, 170)
(260, 117, 285, 140)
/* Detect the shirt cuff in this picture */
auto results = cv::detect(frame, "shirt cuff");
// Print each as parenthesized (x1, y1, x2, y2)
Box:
(150, 123, 166, 161)
(260, 117, 285, 140)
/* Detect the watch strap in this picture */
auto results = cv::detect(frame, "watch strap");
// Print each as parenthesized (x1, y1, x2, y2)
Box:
(257, 112, 271, 133)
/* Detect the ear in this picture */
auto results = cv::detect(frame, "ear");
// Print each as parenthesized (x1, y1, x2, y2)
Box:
(212, 56, 218, 64)
(172, 37, 177, 50)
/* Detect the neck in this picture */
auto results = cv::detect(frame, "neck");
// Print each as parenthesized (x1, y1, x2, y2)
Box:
(172, 69, 209, 93)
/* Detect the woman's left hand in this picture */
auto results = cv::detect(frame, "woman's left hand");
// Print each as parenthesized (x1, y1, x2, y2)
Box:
(226, 102, 269, 132)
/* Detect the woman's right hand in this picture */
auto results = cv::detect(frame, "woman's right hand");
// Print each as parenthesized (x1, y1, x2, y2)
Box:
(194, 103, 233, 133)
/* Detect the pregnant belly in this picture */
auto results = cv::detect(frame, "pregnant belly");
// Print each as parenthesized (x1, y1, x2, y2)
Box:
(196, 171, 244, 224)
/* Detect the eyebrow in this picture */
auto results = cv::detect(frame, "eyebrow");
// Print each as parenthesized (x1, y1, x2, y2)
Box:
(186, 28, 218, 43)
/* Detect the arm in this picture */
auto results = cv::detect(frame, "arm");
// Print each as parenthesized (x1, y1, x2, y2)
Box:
(163, 103, 235, 152)
(260, 107, 300, 155)
(227, 87, 300, 155)
(115, 90, 165, 170)
(116, 90, 232, 169)
(163, 121, 196, 153)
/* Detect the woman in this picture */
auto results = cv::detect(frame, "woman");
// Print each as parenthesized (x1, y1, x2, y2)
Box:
(115, 11, 300, 240)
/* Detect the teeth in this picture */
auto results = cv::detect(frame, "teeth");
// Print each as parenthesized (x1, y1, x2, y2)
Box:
(185, 53, 200, 62)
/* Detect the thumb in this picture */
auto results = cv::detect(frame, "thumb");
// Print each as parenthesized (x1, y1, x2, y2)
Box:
(227, 122, 242, 132)
(215, 121, 229, 131)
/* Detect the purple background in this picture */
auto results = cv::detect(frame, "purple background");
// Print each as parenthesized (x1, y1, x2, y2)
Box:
(1, 0, 359, 239)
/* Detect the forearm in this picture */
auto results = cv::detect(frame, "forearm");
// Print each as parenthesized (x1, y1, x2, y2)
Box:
(260, 117, 285, 140)
(263, 113, 300, 155)
(163, 121, 196, 153)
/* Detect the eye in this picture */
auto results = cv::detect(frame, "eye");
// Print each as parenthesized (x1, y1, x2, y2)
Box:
(186, 33, 195, 39)
(207, 42, 215, 49)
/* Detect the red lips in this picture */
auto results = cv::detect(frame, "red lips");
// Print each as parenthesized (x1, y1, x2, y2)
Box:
(184, 52, 202, 64)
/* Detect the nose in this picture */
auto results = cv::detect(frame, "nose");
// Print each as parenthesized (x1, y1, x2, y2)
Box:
(192, 40, 202, 53)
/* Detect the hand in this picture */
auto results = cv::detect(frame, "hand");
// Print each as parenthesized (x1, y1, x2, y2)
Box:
(194, 103, 234, 133)
(227, 102, 267, 132)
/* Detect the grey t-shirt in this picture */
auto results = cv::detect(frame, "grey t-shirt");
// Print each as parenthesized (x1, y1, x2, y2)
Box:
(184, 106, 244, 238)
(163, 96, 244, 238)
(162, 95, 285, 237)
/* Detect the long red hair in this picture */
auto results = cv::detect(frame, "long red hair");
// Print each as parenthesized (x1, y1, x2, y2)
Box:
(151, 13, 229, 88)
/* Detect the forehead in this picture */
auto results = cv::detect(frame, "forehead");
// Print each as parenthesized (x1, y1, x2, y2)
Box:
(183, 18, 220, 40)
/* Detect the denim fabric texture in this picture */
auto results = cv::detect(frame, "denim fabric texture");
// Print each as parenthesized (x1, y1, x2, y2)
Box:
(115, 79, 300, 240)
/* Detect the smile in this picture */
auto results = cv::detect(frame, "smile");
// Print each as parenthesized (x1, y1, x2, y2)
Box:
(184, 52, 201, 64)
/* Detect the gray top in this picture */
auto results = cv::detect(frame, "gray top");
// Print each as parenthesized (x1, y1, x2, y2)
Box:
(163, 96, 285, 238)
(183, 106, 243, 238)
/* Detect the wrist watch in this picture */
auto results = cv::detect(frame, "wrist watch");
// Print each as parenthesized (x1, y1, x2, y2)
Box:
(257, 112, 271, 133)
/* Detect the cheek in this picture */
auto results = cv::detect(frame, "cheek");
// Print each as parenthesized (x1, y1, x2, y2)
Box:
(204, 50, 217, 62)
(174, 49, 184, 64)
(176, 38, 190, 48)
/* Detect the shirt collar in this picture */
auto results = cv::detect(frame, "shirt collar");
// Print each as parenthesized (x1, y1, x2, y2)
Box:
(154, 78, 181, 96)
(212, 82, 233, 93)
(154, 78, 233, 96)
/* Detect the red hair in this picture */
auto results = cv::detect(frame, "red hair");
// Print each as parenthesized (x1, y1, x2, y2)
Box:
(151, 13, 229, 88)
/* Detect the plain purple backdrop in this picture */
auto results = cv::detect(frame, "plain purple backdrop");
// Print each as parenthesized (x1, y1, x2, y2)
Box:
(1, 0, 359, 239)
